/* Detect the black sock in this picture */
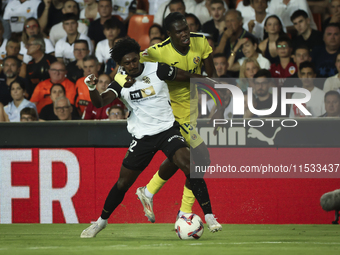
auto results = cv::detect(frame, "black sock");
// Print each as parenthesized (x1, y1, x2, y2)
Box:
(186, 174, 212, 215)
(101, 183, 126, 220)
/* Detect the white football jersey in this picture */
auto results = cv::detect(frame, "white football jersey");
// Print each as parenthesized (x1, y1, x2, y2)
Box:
(106, 62, 177, 139)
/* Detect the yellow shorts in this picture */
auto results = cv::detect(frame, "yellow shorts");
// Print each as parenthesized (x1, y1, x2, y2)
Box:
(179, 122, 204, 149)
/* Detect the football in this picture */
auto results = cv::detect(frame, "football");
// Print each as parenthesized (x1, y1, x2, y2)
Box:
(175, 213, 204, 240)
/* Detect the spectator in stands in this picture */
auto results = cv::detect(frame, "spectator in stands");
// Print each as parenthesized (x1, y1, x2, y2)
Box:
(270, 35, 297, 87)
(39, 83, 79, 120)
(290, 61, 325, 117)
(108, 105, 125, 120)
(154, 0, 192, 26)
(149, 37, 164, 47)
(237, 58, 260, 92)
(0, 17, 12, 42)
(323, 0, 340, 31)
(3, 0, 40, 38)
(88, 0, 125, 47)
(95, 18, 121, 73)
(236, 0, 254, 21)
(323, 53, 340, 93)
(213, 53, 229, 77)
(20, 107, 38, 121)
(291, 10, 323, 52)
(228, 35, 271, 72)
(80, 0, 100, 25)
(19, 18, 55, 65)
(30, 61, 76, 113)
(49, 0, 88, 46)
(258, 15, 286, 65)
(66, 40, 90, 83)
(84, 74, 124, 120)
(215, 10, 254, 66)
(207, 88, 233, 119)
(185, 13, 201, 33)
(202, 0, 226, 45)
(0, 20, 9, 62)
(320, 90, 340, 117)
(111, 0, 137, 24)
(236, 91, 258, 118)
(0, 56, 31, 105)
(54, 96, 80, 120)
(26, 35, 57, 92)
(242, 0, 270, 40)
(38, 0, 78, 35)
(55, 13, 93, 64)
(267, 0, 317, 34)
(5, 38, 21, 60)
(149, 24, 166, 41)
(311, 23, 340, 78)
(75, 55, 101, 115)
(3, 79, 38, 122)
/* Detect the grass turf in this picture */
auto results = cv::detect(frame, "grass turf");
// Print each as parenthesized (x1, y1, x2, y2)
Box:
(0, 224, 339, 255)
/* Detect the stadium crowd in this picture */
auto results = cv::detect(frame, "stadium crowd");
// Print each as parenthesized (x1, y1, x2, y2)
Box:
(0, 0, 340, 122)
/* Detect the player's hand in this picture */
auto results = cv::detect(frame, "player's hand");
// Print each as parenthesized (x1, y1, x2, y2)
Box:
(248, 20, 255, 33)
(124, 76, 136, 88)
(84, 74, 98, 91)
(330, 12, 340, 23)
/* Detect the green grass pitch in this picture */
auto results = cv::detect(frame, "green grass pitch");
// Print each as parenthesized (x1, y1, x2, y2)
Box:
(0, 224, 339, 255)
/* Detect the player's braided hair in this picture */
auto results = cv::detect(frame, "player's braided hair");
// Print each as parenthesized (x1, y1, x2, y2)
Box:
(163, 12, 186, 33)
(110, 37, 141, 64)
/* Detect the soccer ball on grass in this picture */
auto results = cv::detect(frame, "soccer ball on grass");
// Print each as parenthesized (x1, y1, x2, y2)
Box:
(175, 213, 204, 240)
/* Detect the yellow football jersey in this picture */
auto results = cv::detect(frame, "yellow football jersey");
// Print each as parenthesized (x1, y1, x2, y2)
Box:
(140, 33, 212, 124)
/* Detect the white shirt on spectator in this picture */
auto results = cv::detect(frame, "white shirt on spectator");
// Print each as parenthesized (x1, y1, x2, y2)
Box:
(243, 13, 272, 40)
(0, 39, 8, 60)
(267, 0, 317, 30)
(55, 33, 93, 63)
(324, 74, 340, 93)
(236, 1, 255, 21)
(111, 0, 135, 21)
(19, 38, 55, 64)
(49, 21, 89, 46)
(75, 0, 85, 10)
(238, 54, 271, 70)
(4, 98, 38, 122)
(79, 9, 100, 20)
(95, 39, 111, 64)
(3, 0, 40, 33)
(289, 86, 325, 117)
(148, 0, 169, 15)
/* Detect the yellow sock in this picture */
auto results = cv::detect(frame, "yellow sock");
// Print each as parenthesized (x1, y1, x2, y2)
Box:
(146, 171, 167, 195)
(179, 185, 195, 213)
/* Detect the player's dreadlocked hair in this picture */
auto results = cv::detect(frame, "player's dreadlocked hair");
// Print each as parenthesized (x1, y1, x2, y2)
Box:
(110, 38, 141, 64)
(163, 12, 186, 33)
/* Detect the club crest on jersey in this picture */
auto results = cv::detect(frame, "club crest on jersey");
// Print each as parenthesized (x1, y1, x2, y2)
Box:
(142, 50, 148, 56)
(289, 65, 296, 75)
(130, 85, 155, 100)
(193, 56, 200, 65)
(142, 76, 151, 84)
(27, 7, 31, 13)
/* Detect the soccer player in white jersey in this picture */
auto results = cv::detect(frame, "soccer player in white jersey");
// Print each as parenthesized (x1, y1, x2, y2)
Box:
(80, 38, 221, 238)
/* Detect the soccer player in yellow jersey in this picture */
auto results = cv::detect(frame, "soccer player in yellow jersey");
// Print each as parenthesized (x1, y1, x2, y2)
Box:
(135, 12, 222, 232)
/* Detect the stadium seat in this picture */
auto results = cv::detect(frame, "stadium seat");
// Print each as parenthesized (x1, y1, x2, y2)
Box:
(138, 34, 150, 51)
(127, 15, 154, 47)
(312, 13, 322, 32)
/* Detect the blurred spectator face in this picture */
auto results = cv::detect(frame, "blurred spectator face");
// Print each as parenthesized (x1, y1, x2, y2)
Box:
(325, 94, 340, 116)
(292, 16, 310, 35)
(98, 0, 112, 18)
(10, 82, 25, 101)
(324, 26, 340, 49)
(50, 85, 65, 102)
(186, 16, 199, 32)
(210, 2, 225, 22)
(169, 3, 185, 14)
(6, 41, 20, 56)
(150, 38, 163, 46)
(26, 37, 40, 56)
(63, 0, 78, 15)
(276, 41, 291, 58)
(103, 27, 120, 41)
(25, 20, 39, 37)
(3, 58, 19, 78)
(84, 0, 96, 5)
(254, 76, 270, 97)
(20, 114, 35, 122)
(225, 12, 242, 35)
(251, 0, 268, 13)
(49, 62, 67, 83)
(293, 48, 310, 68)
(83, 59, 99, 77)
(244, 62, 259, 78)
(73, 42, 89, 60)
(149, 27, 162, 40)
(213, 56, 228, 77)
(63, 19, 78, 35)
(96, 74, 111, 93)
(242, 40, 257, 58)
(331, 0, 340, 15)
(108, 107, 124, 120)
(299, 67, 315, 87)
(54, 98, 73, 120)
(265, 17, 281, 35)
(335, 54, 340, 73)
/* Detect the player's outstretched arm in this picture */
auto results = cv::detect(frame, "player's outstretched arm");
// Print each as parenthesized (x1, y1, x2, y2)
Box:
(85, 74, 117, 108)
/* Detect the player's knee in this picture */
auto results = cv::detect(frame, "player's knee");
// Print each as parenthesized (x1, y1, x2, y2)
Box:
(172, 148, 190, 175)
(116, 177, 132, 191)
(192, 144, 211, 166)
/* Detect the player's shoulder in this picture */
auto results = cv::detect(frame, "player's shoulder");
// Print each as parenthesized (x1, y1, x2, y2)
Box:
(190, 32, 205, 39)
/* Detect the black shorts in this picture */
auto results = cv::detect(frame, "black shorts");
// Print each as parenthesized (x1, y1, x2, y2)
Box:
(122, 122, 189, 171)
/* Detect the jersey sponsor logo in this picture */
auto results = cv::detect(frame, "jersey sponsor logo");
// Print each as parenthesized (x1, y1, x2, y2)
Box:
(142, 76, 151, 84)
(129, 85, 156, 100)
(193, 56, 200, 65)
(289, 65, 296, 75)
(142, 50, 148, 56)
(168, 134, 185, 143)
